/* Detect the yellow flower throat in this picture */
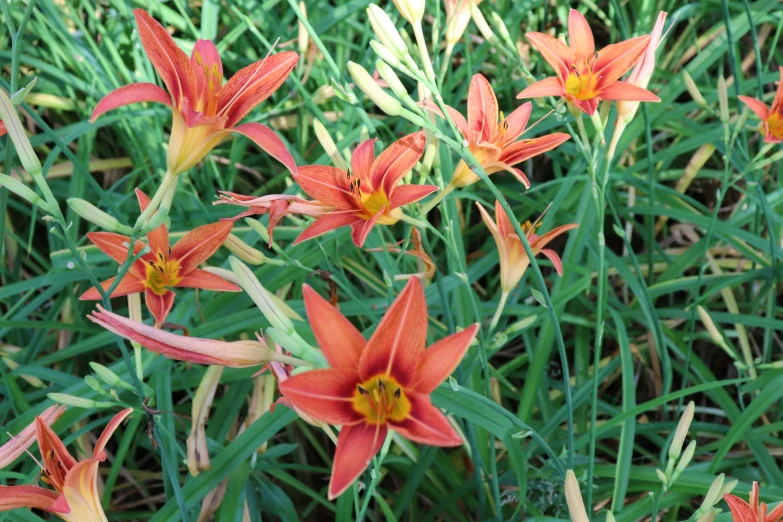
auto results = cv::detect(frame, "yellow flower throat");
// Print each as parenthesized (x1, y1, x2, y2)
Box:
(564, 62, 600, 101)
(145, 251, 181, 295)
(352, 375, 410, 424)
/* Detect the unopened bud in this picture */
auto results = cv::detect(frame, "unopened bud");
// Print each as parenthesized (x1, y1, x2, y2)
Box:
(89, 362, 136, 392)
(187, 365, 223, 477)
(683, 71, 708, 108)
(392, 0, 425, 25)
(470, 1, 497, 43)
(375, 59, 408, 99)
(224, 234, 267, 265)
(371, 40, 404, 70)
(697, 509, 716, 522)
(67, 198, 133, 234)
(717, 77, 729, 123)
(656, 468, 668, 484)
(675, 440, 696, 473)
(669, 401, 695, 460)
(0, 174, 54, 213)
(348, 61, 402, 116)
(490, 12, 512, 46)
(367, 5, 409, 60)
(564, 470, 589, 522)
(720, 479, 738, 498)
(47, 393, 97, 409)
(230, 257, 295, 334)
(698, 474, 725, 511)
(313, 119, 349, 171)
(0, 88, 42, 175)
(297, 2, 309, 57)
(140, 206, 169, 234)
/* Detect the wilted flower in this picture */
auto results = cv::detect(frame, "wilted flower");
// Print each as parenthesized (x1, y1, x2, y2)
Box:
(278, 279, 478, 499)
(0, 408, 132, 522)
(0, 406, 66, 469)
(739, 67, 783, 143)
(79, 189, 238, 326)
(90, 9, 298, 176)
(518, 9, 659, 115)
(367, 228, 435, 280)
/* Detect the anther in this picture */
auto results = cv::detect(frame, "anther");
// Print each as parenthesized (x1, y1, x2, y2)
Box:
(378, 378, 385, 390)
(394, 388, 401, 399)
(357, 385, 368, 395)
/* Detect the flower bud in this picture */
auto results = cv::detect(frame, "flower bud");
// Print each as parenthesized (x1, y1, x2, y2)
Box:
(470, 1, 497, 43)
(0, 88, 42, 175)
(47, 393, 98, 409)
(675, 440, 697, 473)
(67, 198, 133, 234)
(371, 40, 405, 69)
(224, 233, 267, 265)
(392, 0, 425, 25)
(0, 174, 54, 213)
(230, 257, 295, 334)
(89, 362, 136, 392)
(669, 401, 695, 460)
(698, 474, 725, 512)
(367, 5, 409, 59)
(347, 61, 402, 116)
(313, 119, 349, 170)
(490, 12, 512, 46)
(376, 59, 408, 99)
(697, 509, 716, 522)
(187, 365, 223, 476)
(720, 479, 738, 497)
(140, 205, 169, 234)
(718, 76, 729, 123)
(297, 1, 309, 58)
(683, 71, 708, 108)
(564, 470, 589, 522)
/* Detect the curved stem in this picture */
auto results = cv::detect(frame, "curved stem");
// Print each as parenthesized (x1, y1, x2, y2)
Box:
(489, 291, 509, 332)
(421, 183, 455, 214)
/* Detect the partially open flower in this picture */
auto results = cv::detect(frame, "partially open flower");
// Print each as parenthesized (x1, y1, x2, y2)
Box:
(90, 9, 298, 176)
(739, 67, 783, 143)
(0, 408, 132, 522)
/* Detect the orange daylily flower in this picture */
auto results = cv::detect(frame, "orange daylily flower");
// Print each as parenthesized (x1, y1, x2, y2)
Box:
(0, 406, 66, 469)
(476, 200, 577, 292)
(739, 67, 783, 143)
(724, 482, 783, 522)
(432, 74, 570, 188)
(79, 189, 239, 326)
(90, 9, 298, 176)
(221, 131, 436, 248)
(444, 0, 481, 46)
(278, 279, 479, 499)
(517, 9, 660, 115)
(0, 408, 132, 522)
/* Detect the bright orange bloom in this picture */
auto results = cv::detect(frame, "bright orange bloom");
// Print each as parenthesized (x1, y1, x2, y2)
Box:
(90, 9, 298, 175)
(221, 132, 436, 248)
(739, 68, 783, 143)
(724, 482, 783, 522)
(278, 279, 479, 499)
(518, 9, 660, 115)
(433, 74, 570, 188)
(79, 189, 239, 326)
(0, 406, 66, 469)
(476, 200, 577, 292)
(0, 408, 132, 522)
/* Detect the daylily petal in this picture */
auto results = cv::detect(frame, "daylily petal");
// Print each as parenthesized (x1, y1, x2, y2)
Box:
(86, 231, 147, 279)
(350, 210, 383, 248)
(388, 392, 462, 446)
(93, 408, 133, 460)
(422, 101, 469, 137)
(738, 95, 770, 120)
(771, 66, 783, 114)
(303, 285, 366, 370)
(594, 35, 650, 87)
(467, 74, 499, 142)
(135, 188, 169, 256)
(568, 9, 595, 61)
(539, 248, 564, 275)
(89, 306, 272, 367)
(278, 369, 364, 426)
(502, 102, 532, 145)
(0, 485, 61, 513)
(351, 138, 376, 187)
(724, 494, 756, 522)
(500, 132, 571, 166)
(79, 276, 146, 301)
(516, 76, 566, 100)
(59, 459, 106, 521)
(475, 202, 507, 261)
(525, 32, 575, 78)
(90, 83, 173, 122)
(369, 131, 426, 195)
(483, 161, 530, 189)
(36, 419, 77, 491)
(389, 184, 439, 209)
(171, 221, 233, 274)
(190, 39, 223, 111)
(232, 122, 297, 175)
(145, 288, 176, 326)
(133, 9, 194, 107)
(294, 212, 361, 244)
(218, 51, 298, 127)
(177, 269, 241, 292)
(328, 422, 387, 500)
(359, 277, 427, 387)
(598, 82, 660, 102)
(571, 97, 600, 116)
(493, 200, 515, 239)
(414, 324, 479, 394)
(0, 405, 65, 469)
(531, 223, 579, 251)
(295, 165, 355, 209)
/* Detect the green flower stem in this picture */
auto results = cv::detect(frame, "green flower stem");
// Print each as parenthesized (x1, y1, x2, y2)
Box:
(134, 170, 177, 230)
(489, 291, 509, 333)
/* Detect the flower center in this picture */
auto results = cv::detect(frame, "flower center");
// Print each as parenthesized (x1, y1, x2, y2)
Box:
(359, 189, 391, 219)
(352, 375, 411, 424)
(521, 220, 542, 235)
(564, 63, 599, 101)
(193, 51, 222, 115)
(145, 251, 181, 295)
(767, 112, 783, 139)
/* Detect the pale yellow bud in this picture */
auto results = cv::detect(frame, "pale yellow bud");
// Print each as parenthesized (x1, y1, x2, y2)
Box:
(67, 198, 132, 234)
(683, 71, 708, 108)
(564, 470, 589, 522)
(224, 233, 267, 265)
(375, 59, 408, 99)
(469, 1, 496, 43)
(187, 365, 223, 477)
(367, 5, 409, 59)
(392, 0, 425, 25)
(0, 173, 53, 213)
(313, 119, 350, 170)
(347, 61, 402, 116)
(669, 401, 695, 460)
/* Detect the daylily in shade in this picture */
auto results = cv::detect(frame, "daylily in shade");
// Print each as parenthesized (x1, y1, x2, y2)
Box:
(79, 188, 239, 326)
(0, 406, 66, 469)
(739, 67, 783, 143)
(518, 9, 660, 115)
(476, 200, 578, 293)
(88, 305, 306, 368)
(215, 192, 332, 244)
(90, 9, 298, 176)
(367, 228, 435, 280)
(278, 279, 479, 499)
(0, 408, 132, 522)
(724, 482, 783, 522)
(431, 74, 570, 189)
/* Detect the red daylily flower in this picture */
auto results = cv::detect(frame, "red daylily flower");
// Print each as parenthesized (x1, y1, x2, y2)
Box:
(79, 189, 239, 326)
(90, 9, 298, 175)
(431, 74, 570, 188)
(476, 200, 578, 292)
(278, 278, 479, 499)
(739, 67, 783, 143)
(724, 482, 783, 522)
(221, 131, 436, 248)
(0, 408, 132, 522)
(518, 9, 660, 115)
